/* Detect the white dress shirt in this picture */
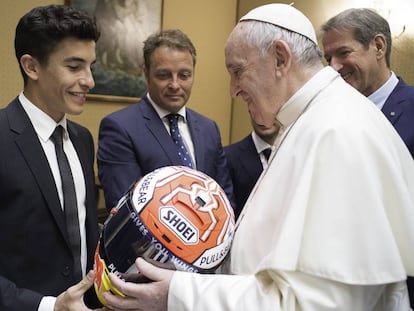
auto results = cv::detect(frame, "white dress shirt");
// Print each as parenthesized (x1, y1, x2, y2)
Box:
(368, 71, 399, 109)
(251, 131, 273, 169)
(146, 94, 196, 168)
(19, 92, 87, 311)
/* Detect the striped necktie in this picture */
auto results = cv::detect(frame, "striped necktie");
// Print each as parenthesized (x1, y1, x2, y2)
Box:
(167, 114, 193, 168)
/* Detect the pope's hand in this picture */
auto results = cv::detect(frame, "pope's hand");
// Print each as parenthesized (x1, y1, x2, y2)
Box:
(103, 258, 174, 311)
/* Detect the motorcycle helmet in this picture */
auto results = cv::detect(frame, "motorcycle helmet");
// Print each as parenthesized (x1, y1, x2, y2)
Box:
(94, 166, 235, 305)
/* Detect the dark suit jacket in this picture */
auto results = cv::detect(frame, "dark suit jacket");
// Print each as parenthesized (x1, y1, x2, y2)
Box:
(382, 77, 414, 157)
(381, 78, 414, 306)
(0, 98, 100, 310)
(224, 134, 263, 220)
(98, 96, 234, 210)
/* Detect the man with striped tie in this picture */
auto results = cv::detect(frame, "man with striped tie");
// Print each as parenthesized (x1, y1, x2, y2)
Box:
(98, 29, 234, 212)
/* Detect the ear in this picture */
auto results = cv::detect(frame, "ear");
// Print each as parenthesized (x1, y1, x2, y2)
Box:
(20, 54, 40, 81)
(272, 40, 292, 77)
(373, 34, 387, 59)
(143, 66, 150, 84)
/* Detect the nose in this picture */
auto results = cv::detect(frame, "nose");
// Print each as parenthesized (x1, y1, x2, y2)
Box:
(329, 57, 343, 72)
(80, 69, 95, 90)
(229, 77, 241, 98)
(168, 75, 180, 89)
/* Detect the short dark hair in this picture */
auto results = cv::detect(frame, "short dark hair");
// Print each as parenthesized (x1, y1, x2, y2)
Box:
(320, 8, 392, 67)
(15, 4, 100, 83)
(143, 29, 197, 69)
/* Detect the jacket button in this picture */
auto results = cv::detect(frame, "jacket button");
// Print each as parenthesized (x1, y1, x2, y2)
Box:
(62, 265, 71, 277)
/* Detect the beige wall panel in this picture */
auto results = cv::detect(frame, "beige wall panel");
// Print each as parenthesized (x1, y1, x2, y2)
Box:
(0, 0, 62, 107)
(1, 0, 238, 147)
(1, 0, 413, 146)
(163, 0, 238, 144)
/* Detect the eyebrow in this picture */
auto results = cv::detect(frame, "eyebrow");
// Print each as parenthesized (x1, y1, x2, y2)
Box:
(63, 57, 96, 65)
(64, 57, 86, 62)
(225, 62, 236, 70)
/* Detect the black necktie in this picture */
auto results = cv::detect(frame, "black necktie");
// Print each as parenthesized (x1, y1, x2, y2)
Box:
(262, 147, 272, 162)
(167, 114, 193, 168)
(51, 126, 82, 280)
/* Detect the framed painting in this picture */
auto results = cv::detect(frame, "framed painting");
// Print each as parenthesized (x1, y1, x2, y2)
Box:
(65, 0, 163, 102)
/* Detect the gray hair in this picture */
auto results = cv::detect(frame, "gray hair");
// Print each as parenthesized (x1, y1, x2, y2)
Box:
(320, 8, 391, 67)
(240, 20, 322, 67)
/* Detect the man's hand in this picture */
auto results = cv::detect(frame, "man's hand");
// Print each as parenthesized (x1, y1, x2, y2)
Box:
(54, 270, 105, 311)
(103, 258, 174, 311)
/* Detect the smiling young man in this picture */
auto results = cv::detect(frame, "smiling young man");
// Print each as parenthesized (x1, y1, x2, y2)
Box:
(0, 5, 103, 310)
(320, 8, 414, 158)
(97, 29, 234, 212)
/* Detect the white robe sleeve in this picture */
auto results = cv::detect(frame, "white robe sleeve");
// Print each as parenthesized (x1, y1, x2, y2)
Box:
(168, 270, 410, 310)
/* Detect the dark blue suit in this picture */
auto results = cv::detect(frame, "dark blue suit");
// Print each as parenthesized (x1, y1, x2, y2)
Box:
(382, 77, 414, 309)
(224, 134, 263, 220)
(382, 77, 414, 157)
(0, 98, 100, 310)
(98, 96, 234, 210)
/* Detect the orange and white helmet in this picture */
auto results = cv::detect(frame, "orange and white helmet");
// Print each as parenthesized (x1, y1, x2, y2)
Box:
(94, 166, 235, 305)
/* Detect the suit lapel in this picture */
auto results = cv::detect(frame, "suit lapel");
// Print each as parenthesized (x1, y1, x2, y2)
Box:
(68, 122, 99, 257)
(240, 136, 263, 180)
(141, 98, 183, 164)
(9, 100, 67, 238)
(382, 78, 405, 124)
(186, 110, 205, 170)
(67, 122, 94, 213)
(68, 122, 93, 200)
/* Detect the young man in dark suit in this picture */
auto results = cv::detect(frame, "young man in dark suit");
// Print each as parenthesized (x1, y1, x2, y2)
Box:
(225, 117, 279, 219)
(321, 8, 414, 306)
(98, 29, 234, 211)
(0, 5, 103, 310)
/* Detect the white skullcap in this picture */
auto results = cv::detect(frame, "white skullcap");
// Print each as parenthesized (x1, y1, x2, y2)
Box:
(239, 3, 318, 45)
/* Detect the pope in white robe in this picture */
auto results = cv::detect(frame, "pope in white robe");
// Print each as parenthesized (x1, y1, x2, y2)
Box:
(167, 6, 414, 311)
(168, 65, 414, 310)
(100, 4, 414, 311)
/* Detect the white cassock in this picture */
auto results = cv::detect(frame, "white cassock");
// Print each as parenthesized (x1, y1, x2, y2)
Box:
(168, 67, 414, 310)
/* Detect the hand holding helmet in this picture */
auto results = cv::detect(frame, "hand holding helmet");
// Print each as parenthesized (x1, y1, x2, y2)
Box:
(94, 166, 235, 306)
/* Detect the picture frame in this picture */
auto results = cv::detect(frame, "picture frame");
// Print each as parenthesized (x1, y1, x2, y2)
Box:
(64, 0, 163, 103)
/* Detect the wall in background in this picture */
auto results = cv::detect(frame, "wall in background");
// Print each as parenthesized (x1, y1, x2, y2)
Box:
(0, 0, 237, 148)
(1, 0, 413, 146)
(0, 0, 58, 107)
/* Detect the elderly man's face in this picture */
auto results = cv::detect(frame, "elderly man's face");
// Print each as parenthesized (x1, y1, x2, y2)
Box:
(225, 24, 280, 129)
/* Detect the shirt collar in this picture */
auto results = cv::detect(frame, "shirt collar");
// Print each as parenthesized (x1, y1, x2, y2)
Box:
(251, 131, 273, 154)
(368, 71, 398, 110)
(276, 66, 339, 130)
(146, 93, 187, 122)
(19, 92, 68, 142)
